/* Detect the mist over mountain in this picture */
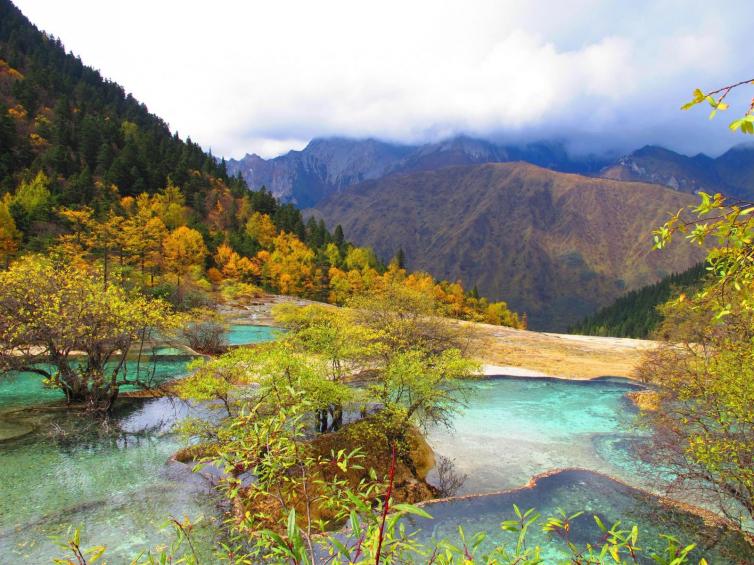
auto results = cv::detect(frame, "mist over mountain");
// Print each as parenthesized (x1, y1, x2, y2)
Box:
(600, 144, 754, 199)
(227, 136, 611, 207)
(229, 133, 754, 209)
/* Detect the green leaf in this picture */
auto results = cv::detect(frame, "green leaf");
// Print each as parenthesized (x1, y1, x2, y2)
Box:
(594, 514, 607, 532)
(391, 503, 433, 519)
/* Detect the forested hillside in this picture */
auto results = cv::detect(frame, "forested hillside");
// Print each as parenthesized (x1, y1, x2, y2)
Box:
(314, 162, 704, 330)
(569, 262, 708, 338)
(0, 0, 522, 328)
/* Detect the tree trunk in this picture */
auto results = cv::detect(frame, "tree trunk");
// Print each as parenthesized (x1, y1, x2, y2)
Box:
(329, 404, 343, 431)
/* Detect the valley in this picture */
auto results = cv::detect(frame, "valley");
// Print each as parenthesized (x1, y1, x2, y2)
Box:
(2, 0, 754, 562)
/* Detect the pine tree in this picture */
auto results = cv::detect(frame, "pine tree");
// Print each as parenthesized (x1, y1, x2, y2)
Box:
(393, 247, 406, 269)
(333, 224, 345, 249)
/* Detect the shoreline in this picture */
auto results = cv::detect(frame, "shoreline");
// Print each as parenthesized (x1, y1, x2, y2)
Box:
(418, 466, 751, 539)
(478, 363, 646, 385)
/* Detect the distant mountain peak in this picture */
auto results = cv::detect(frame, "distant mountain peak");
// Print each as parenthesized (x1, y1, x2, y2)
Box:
(600, 144, 754, 199)
(227, 135, 609, 207)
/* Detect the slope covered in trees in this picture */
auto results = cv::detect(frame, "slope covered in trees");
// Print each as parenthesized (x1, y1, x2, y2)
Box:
(0, 0, 522, 328)
(569, 262, 707, 338)
(314, 162, 704, 330)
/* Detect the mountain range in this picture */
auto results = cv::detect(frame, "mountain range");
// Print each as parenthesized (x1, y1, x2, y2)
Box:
(601, 144, 754, 199)
(228, 137, 754, 207)
(226, 136, 754, 330)
(227, 136, 611, 207)
(312, 162, 704, 330)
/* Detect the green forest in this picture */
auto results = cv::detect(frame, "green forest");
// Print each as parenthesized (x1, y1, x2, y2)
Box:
(569, 263, 707, 338)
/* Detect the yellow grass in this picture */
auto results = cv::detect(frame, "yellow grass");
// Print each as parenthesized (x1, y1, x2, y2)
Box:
(465, 321, 656, 380)
(229, 294, 657, 381)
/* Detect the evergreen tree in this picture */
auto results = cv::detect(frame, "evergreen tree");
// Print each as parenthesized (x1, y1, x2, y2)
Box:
(333, 224, 345, 249)
(570, 263, 707, 338)
(393, 247, 406, 269)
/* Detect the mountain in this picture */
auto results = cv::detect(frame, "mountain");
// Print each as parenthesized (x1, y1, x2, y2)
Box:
(227, 138, 414, 208)
(600, 144, 754, 199)
(0, 0, 522, 327)
(227, 136, 610, 207)
(313, 162, 704, 330)
(569, 262, 707, 338)
(0, 0, 244, 201)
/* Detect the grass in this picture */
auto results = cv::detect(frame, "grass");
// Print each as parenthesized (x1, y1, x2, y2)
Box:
(466, 321, 655, 380)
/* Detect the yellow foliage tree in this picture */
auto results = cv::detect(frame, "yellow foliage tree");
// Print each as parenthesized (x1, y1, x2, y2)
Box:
(264, 232, 320, 296)
(344, 246, 378, 271)
(163, 226, 208, 292)
(154, 182, 188, 229)
(121, 196, 168, 284)
(0, 255, 179, 408)
(245, 212, 277, 249)
(0, 195, 20, 267)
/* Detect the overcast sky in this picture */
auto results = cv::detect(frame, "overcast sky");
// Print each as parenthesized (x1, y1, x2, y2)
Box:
(13, 0, 754, 159)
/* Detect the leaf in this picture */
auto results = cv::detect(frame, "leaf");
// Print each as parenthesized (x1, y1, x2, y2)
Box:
(287, 508, 298, 541)
(87, 546, 107, 563)
(594, 515, 607, 532)
(391, 503, 433, 519)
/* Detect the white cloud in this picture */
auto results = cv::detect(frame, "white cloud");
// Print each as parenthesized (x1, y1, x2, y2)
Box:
(12, 0, 753, 158)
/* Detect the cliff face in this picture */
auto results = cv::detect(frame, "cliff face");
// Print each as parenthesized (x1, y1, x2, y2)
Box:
(227, 138, 414, 207)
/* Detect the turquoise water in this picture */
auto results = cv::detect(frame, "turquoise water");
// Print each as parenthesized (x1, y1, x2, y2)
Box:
(406, 469, 754, 563)
(0, 327, 282, 563)
(1, 354, 749, 562)
(226, 324, 280, 345)
(426, 377, 646, 494)
(0, 397, 219, 563)
(0, 358, 193, 410)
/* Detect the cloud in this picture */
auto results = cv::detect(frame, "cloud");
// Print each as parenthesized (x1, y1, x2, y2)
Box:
(13, 0, 754, 158)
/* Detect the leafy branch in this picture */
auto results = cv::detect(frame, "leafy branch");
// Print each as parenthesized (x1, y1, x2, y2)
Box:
(681, 79, 754, 133)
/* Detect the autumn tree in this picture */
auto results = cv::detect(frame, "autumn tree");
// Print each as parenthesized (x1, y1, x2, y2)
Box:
(163, 226, 208, 295)
(121, 194, 168, 284)
(56, 208, 128, 287)
(0, 255, 179, 410)
(641, 78, 754, 526)
(263, 232, 320, 296)
(213, 242, 259, 284)
(636, 296, 754, 525)
(274, 303, 381, 430)
(245, 211, 277, 249)
(10, 170, 52, 231)
(154, 181, 188, 229)
(344, 246, 378, 271)
(0, 194, 20, 267)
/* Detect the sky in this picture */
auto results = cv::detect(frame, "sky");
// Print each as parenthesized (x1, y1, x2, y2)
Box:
(13, 0, 754, 159)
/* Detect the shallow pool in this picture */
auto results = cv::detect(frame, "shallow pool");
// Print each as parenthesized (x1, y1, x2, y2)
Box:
(426, 377, 647, 494)
(0, 397, 219, 563)
(0, 358, 193, 410)
(226, 324, 280, 346)
(406, 469, 753, 563)
(0, 326, 285, 563)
